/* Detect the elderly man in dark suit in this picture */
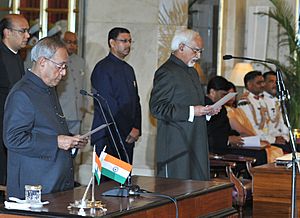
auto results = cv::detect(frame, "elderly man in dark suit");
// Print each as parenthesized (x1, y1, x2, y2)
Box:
(3, 37, 88, 198)
(149, 29, 220, 180)
(90, 27, 141, 165)
(0, 14, 30, 200)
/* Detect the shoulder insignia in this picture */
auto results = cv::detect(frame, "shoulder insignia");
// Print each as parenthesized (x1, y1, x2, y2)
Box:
(237, 100, 250, 106)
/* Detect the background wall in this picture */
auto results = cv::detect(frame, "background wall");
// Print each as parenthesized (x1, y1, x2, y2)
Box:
(220, 0, 297, 80)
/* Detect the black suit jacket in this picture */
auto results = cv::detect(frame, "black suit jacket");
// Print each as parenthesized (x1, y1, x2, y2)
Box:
(0, 41, 25, 185)
(90, 53, 141, 163)
(205, 97, 231, 154)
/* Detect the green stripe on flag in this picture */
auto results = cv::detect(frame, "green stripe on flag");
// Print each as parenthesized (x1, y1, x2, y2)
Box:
(94, 171, 101, 185)
(102, 168, 127, 184)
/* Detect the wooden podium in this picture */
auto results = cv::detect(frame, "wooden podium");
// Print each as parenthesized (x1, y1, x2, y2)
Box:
(253, 163, 300, 217)
(0, 176, 237, 218)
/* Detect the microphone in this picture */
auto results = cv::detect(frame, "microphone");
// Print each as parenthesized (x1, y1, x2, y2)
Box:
(223, 54, 288, 100)
(80, 89, 121, 160)
(90, 89, 131, 165)
(222, 54, 274, 64)
(80, 89, 137, 195)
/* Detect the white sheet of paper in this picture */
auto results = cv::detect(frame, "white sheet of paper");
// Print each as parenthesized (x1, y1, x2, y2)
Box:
(211, 92, 237, 110)
(241, 136, 261, 147)
(79, 123, 112, 139)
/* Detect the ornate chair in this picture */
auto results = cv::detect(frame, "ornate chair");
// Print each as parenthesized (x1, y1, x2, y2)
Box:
(209, 153, 256, 215)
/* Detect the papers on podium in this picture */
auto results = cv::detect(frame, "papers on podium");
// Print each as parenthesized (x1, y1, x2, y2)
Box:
(79, 123, 112, 139)
(211, 92, 237, 110)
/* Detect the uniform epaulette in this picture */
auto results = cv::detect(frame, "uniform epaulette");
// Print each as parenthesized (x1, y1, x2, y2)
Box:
(237, 100, 250, 106)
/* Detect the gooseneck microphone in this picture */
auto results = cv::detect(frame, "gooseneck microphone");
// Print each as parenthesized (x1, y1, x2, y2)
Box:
(80, 89, 121, 160)
(91, 90, 131, 165)
(223, 54, 274, 64)
(80, 89, 138, 195)
(224, 54, 296, 217)
(223, 54, 289, 101)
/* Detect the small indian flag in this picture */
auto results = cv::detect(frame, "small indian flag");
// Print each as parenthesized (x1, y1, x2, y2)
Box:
(100, 151, 132, 184)
(93, 147, 102, 185)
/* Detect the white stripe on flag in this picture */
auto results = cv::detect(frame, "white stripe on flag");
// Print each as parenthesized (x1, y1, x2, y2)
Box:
(101, 160, 130, 179)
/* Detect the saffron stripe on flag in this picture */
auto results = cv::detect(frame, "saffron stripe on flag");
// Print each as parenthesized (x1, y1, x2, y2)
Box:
(95, 153, 101, 169)
(104, 154, 132, 172)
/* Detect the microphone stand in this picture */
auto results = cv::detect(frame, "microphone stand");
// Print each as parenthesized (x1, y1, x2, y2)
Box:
(276, 67, 299, 218)
(223, 55, 298, 217)
(80, 90, 139, 197)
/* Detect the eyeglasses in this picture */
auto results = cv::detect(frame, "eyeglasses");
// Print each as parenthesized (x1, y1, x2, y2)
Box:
(8, 28, 30, 34)
(44, 57, 68, 72)
(184, 44, 204, 54)
(64, 40, 77, 45)
(115, 38, 133, 43)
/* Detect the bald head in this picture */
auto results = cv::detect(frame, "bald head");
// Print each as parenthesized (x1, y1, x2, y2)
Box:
(63, 31, 78, 55)
(0, 14, 30, 52)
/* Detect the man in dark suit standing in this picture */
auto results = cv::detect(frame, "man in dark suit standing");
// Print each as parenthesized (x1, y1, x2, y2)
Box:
(149, 29, 220, 180)
(3, 37, 88, 198)
(91, 27, 141, 165)
(0, 14, 30, 200)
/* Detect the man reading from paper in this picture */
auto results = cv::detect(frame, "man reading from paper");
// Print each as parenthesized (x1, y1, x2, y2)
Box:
(3, 37, 88, 199)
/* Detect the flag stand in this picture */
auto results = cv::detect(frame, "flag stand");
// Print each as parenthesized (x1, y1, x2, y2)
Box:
(101, 185, 135, 197)
(79, 146, 97, 209)
(79, 175, 94, 209)
(70, 147, 107, 216)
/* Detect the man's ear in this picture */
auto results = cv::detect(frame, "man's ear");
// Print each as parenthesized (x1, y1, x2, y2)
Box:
(38, 57, 46, 68)
(109, 39, 115, 48)
(178, 43, 184, 52)
(246, 81, 252, 90)
(3, 28, 10, 38)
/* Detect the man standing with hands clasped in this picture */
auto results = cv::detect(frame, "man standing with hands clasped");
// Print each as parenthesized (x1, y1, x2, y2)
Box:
(150, 29, 220, 180)
(91, 27, 141, 165)
(3, 37, 88, 198)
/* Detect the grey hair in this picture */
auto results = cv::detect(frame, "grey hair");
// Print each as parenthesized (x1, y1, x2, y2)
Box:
(171, 29, 200, 52)
(31, 36, 66, 62)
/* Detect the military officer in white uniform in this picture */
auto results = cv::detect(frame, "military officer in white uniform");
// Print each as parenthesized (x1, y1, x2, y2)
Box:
(238, 71, 275, 144)
(263, 71, 289, 143)
(238, 71, 291, 153)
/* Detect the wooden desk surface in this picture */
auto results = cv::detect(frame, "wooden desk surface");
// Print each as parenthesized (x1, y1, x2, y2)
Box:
(253, 163, 300, 217)
(0, 176, 236, 218)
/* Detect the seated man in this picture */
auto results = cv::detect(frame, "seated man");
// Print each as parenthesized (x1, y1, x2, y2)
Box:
(238, 71, 291, 153)
(226, 82, 283, 164)
(263, 71, 291, 148)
